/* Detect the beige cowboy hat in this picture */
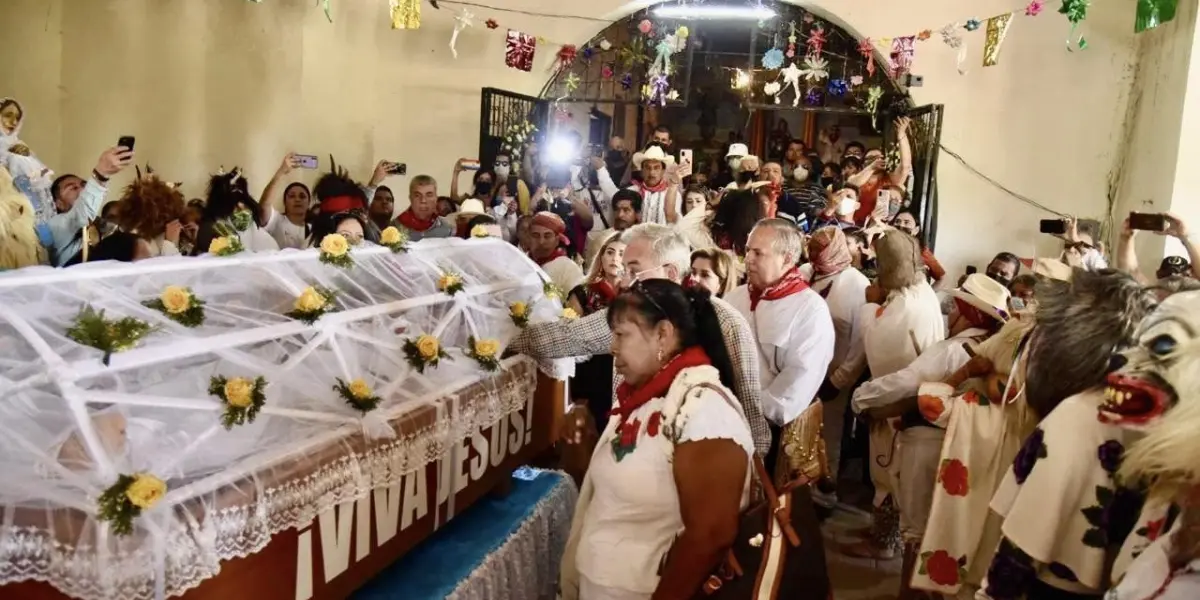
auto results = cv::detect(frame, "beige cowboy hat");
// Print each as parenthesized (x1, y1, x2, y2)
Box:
(726, 143, 749, 158)
(951, 273, 1012, 323)
(632, 145, 675, 170)
(449, 198, 487, 219)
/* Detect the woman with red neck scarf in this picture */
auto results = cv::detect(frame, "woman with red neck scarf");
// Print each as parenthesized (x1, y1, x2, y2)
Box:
(561, 232, 626, 475)
(528, 211, 585, 295)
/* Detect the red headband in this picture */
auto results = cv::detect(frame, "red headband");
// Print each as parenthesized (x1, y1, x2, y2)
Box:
(320, 195, 364, 215)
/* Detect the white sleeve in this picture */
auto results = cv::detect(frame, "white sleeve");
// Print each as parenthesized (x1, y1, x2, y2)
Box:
(851, 341, 968, 413)
(678, 387, 755, 456)
(262, 207, 284, 236)
(596, 167, 621, 200)
(763, 303, 836, 424)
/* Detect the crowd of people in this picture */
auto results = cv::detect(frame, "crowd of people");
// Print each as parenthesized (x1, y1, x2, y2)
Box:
(5, 94, 1200, 599)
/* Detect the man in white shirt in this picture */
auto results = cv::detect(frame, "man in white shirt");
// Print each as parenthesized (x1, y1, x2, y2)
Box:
(48, 145, 134, 265)
(726, 218, 836, 479)
(595, 144, 679, 225)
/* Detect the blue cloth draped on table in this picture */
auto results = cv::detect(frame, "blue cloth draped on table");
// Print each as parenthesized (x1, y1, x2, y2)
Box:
(354, 468, 577, 600)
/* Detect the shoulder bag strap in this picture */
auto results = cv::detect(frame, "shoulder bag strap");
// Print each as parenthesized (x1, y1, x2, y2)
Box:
(585, 186, 609, 230)
(688, 382, 801, 548)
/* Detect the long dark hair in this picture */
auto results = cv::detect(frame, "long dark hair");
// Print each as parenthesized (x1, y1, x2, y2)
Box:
(606, 279, 736, 391)
(309, 211, 378, 247)
(709, 189, 763, 255)
(204, 170, 258, 222)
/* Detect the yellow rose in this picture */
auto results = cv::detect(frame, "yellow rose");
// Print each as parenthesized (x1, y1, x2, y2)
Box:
(125, 473, 167, 510)
(562, 307, 579, 320)
(320, 233, 349, 257)
(510, 301, 529, 317)
(438, 273, 461, 291)
(380, 226, 403, 245)
(160, 286, 192, 315)
(294, 287, 327, 313)
(474, 338, 500, 359)
(415, 335, 440, 359)
(223, 377, 255, 408)
(348, 378, 373, 399)
(470, 224, 489, 238)
(208, 236, 231, 255)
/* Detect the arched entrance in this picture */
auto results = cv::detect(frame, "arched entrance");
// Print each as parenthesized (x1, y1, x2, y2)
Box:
(478, 0, 945, 246)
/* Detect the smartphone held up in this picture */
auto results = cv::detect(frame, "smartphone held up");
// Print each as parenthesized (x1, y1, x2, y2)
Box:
(1128, 212, 1167, 232)
(295, 154, 319, 169)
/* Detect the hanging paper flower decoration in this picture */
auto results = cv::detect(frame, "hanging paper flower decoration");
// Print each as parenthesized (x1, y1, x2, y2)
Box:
(620, 73, 634, 90)
(646, 74, 670, 106)
(800, 55, 830, 82)
(918, 29, 932, 41)
(599, 38, 612, 51)
(780, 62, 804, 107)
(553, 44, 578, 73)
(565, 73, 581, 94)
(805, 88, 823, 106)
(965, 19, 982, 31)
(764, 81, 782, 97)
(602, 64, 614, 79)
(667, 89, 680, 102)
(850, 74, 864, 86)
(581, 46, 595, 61)
(676, 26, 689, 39)
(806, 25, 827, 58)
(786, 21, 798, 58)
(638, 19, 653, 35)
(762, 48, 785, 70)
(1026, 1, 1045, 16)
(1059, 0, 1090, 50)
(865, 85, 885, 127)
(485, 18, 498, 29)
(857, 38, 876, 76)
(827, 79, 849, 97)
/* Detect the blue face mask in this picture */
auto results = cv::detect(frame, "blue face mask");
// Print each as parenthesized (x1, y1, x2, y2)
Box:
(1011, 297, 1026, 311)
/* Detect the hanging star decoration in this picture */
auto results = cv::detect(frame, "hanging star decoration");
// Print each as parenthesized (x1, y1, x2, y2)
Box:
(448, 7, 473, 59)
(762, 48, 785, 70)
(1059, 0, 1090, 50)
(780, 61, 804, 107)
(827, 78, 849, 97)
(805, 88, 823, 106)
(786, 21, 798, 58)
(1026, 0, 1045, 16)
(865, 85, 884, 127)
(620, 73, 634, 90)
(565, 73, 581, 95)
(800, 55, 830, 82)
(965, 19, 982, 31)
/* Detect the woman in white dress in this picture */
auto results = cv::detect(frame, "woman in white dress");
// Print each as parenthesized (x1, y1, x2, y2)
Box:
(559, 279, 754, 600)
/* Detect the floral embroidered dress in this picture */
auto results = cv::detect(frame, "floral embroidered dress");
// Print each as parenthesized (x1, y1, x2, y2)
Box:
(911, 318, 1035, 595)
(558, 358, 754, 600)
(1107, 508, 1197, 600)
(977, 390, 1165, 598)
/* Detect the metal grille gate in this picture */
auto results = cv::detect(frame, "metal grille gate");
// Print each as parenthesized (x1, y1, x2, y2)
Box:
(478, 88, 551, 172)
(883, 104, 945, 251)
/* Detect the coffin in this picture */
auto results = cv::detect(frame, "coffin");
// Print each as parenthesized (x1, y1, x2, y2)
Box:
(0, 239, 568, 600)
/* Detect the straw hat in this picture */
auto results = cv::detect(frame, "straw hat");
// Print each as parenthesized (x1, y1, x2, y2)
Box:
(450, 198, 487, 219)
(951, 273, 1012, 323)
(632, 145, 675, 170)
(726, 143, 749, 158)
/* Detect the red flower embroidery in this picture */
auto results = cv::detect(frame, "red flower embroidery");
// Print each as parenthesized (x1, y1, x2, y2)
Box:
(938, 458, 970, 497)
(1144, 517, 1166, 541)
(962, 390, 981, 405)
(647, 412, 663, 437)
(919, 394, 945, 421)
(922, 550, 964, 586)
(620, 418, 641, 447)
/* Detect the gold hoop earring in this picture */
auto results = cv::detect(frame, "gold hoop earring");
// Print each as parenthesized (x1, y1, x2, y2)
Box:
(656, 347, 664, 363)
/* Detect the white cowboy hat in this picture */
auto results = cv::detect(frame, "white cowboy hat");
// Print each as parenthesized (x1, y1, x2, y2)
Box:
(726, 143, 749, 158)
(951, 273, 1012, 323)
(450, 198, 487, 218)
(632, 145, 675, 170)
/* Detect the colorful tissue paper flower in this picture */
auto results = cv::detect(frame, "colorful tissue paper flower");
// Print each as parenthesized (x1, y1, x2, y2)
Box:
(620, 73, 634, 90)
(602, 64, 614, 79)
(581, 46, 595, 60)
(804, 88, 824, 106)
(827, 79, 849, 97)
(638, 19, 653, 35)
(850, 74, 864, 86)
(762, 48, 785, 70)
(965, 19, 982, 31)
(599, 38, 612, 51)
(1026, 0, 1045, 16)
(918, 29, 932, 41)
(485, 18, 498, 29)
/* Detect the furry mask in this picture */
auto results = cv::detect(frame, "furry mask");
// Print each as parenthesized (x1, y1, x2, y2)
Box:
(874, 230, 923, 292)
(0, 164, 47, 270)
(1023, 269, 1157, 419)
(313, 155, 367, 213)
(1114, 290, 1200, 500)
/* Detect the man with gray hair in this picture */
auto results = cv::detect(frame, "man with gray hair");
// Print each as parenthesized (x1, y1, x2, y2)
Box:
(509, 222, 772, 456)
(725, 218, 836, 480)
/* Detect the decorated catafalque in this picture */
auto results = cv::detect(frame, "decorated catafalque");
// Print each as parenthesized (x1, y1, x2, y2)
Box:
(0, 238, 568, 600)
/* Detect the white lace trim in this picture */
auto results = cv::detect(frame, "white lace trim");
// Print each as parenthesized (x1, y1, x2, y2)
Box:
(0, 361, 537, 600)
(447, 471, 577, 600)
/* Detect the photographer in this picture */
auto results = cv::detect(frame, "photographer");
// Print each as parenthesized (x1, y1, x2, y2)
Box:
(48, 145, 134, 265)
(1116, 212, 1200, 283)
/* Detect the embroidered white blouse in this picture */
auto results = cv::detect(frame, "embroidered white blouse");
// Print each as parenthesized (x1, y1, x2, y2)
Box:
(571, 365, 754, 598)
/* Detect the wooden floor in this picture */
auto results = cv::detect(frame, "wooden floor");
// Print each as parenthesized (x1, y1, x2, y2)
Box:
(823, 503, 902, 600)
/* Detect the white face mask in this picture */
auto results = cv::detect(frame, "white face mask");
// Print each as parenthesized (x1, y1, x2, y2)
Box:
(836, 197, 857, 216)
(793, 167, 809, 182)
(728, 157, 743, 171)
(495, 165, 510, 179)
(494, 203, 508, 217)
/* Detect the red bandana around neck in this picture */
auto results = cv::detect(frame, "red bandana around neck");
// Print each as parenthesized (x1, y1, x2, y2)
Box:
(612, 346, 712, 421)
(588, 278, 618, 303)
(397, 209, 437, 232)
(749, 266, 810, 311)
(635, 179, 668, 196)
(533, 247, 567, 266)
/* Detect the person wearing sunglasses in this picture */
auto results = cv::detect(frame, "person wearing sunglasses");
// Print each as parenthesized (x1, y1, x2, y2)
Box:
(508, 223, 772, 459)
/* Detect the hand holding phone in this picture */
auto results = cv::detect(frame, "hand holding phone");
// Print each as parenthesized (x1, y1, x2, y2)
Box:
(386, 162, 407, 175)
(1039, 218, 1067, 235)
(1129, 212, 1167, 232)
(117, 136, 136, 151)
(294, 154, 319, 170)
